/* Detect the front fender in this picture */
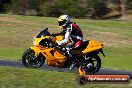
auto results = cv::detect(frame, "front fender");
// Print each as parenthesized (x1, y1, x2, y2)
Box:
(30, 46, 40, 57)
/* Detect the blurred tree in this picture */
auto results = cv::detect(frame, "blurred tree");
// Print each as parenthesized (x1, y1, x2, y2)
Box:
(57, 0, 80, 17)
(40, 0, 62, 17)
(7, 0, 29, 14)
(1, 0, 131, 18)
(120, 0, 126, 19)
(40, 0, 81, 17)
(117, 0, 127, 19)
(92, 0, 111, 18)
(83, 0, 110, 18)
(0, 0, 11, 12)
(126, 0, 132, 9)
(10, 0, 43, 15)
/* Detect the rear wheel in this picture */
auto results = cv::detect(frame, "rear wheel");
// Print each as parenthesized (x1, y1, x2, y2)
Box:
(81, 55, 101, 74)
(22, 48, 45, 68)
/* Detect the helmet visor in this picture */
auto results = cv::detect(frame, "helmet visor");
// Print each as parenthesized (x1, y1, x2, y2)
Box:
(58, 20, 66, 26)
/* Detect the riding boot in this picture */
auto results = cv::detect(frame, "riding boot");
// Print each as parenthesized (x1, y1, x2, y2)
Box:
(64, 48, 78, 70)
(68, 51, 78, 70)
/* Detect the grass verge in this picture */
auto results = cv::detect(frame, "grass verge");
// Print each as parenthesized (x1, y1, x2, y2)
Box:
(0, 66, 132, 88)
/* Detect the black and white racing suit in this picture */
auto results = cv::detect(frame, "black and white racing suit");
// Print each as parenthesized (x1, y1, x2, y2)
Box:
(56, 22, 83, 57)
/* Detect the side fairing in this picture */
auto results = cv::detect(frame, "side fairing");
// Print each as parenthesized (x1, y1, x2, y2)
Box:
(41, 48, 67, 67)
(82, 40, 103, 54)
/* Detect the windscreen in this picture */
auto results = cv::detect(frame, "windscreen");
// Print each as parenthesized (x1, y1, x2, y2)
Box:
(36, 28, 50, 38)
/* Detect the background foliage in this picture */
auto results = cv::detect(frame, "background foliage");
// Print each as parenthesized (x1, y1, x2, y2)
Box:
(0, 0, 132, 18)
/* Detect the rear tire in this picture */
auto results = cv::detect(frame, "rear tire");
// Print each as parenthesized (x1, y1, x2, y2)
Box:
(91, 55, 101, 73)
(22, 48, 45, 68)
(81, 55, 101, 74)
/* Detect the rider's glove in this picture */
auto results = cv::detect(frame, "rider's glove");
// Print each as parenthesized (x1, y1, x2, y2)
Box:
(51, 33, 56, 37)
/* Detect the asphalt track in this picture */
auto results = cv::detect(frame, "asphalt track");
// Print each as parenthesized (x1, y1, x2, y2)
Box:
(0, 60, 132, 79)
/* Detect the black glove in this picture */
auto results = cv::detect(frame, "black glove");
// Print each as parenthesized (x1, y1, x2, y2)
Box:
(51, 33, 57, 37)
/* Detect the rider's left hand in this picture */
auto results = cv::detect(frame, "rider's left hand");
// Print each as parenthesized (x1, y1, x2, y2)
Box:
(51, 33, 56, 37)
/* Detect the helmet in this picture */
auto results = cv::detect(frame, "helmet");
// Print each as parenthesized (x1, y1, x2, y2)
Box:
(58, 15, 70, 29)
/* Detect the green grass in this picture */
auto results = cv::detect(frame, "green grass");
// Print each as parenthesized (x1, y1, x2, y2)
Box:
(0, 66, 132, 88)
(101, 45, 132, 70)
(74, 19, 132, 38)
(0, 14, 132, 71)
(0, 48, 23, 61)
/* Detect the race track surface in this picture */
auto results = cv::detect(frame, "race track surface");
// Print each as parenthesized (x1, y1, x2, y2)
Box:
(0, 60, 132, 79)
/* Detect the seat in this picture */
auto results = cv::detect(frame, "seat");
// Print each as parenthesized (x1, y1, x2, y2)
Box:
(71, 40, 89, 55)
(80, 40, 89, 49)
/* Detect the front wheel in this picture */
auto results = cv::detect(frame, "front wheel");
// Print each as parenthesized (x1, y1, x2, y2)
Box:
(22, 48, 45, 68)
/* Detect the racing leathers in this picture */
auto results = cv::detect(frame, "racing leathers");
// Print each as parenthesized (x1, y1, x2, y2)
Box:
(55, 22, 83, 58)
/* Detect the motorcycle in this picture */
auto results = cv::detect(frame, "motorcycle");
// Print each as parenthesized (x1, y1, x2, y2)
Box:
(22, 28, 105, 74)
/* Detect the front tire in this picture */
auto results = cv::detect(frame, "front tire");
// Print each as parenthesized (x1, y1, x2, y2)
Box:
(22, 48, 45, 68)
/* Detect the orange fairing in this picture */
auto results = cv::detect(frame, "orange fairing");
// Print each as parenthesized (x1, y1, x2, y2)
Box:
(52, 35, 63, 42)
(31, 46, 40, 57)
(82, 40, 103, 54)
(34, 36, 50, 46)
(31, 37, 103, 67)
(32, 35, 67, 67)
(41, 48, 67, 67)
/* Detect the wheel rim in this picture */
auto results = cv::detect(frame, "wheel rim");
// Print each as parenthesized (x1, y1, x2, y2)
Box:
(91, 58, 98, 72)
(24, 51, 43, 68)
(82, 55, 101, 73)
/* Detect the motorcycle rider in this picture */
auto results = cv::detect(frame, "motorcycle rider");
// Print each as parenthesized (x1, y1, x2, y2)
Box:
(51, 15, 83, 69)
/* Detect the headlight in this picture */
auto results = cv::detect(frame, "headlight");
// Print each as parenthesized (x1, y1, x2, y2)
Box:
(33, 38, 36, 45)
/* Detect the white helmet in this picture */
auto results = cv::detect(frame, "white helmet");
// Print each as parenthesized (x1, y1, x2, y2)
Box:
(58, 15, 70, 29)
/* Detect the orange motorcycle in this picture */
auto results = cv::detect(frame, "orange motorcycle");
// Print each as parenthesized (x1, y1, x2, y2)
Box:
(22, 28, 105, 74)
